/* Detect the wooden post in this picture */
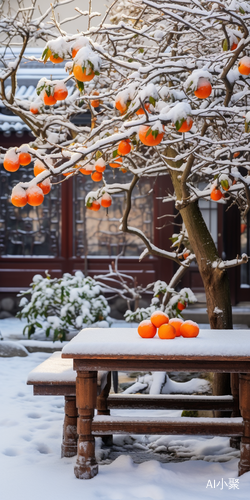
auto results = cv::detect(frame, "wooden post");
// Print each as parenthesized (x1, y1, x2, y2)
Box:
(61, 396, 78, 458)
(230, 373, 241, 450)
(238, 373, 250, 476)
(74, 370, 98, 479)
(97, 371, 113, 446)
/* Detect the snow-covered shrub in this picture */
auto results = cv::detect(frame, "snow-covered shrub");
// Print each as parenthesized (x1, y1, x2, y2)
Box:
(17, 271, 110, 341)
(124, 280, 197, 323)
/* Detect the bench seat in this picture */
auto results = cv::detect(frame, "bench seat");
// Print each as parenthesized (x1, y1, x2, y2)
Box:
(27, 352, 110, 457)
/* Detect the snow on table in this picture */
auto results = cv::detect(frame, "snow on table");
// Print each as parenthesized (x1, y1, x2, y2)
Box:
(62, 328, 250, 358)
(27, 352, 75, 384)
(27, 351, 106, 385)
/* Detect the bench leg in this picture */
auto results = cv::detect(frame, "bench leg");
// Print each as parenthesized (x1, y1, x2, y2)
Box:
(61, 396, 78, 458)
(75, 370, 98, 479)
(97, 371, 113, 446)
(239, 373, 250, 476)
(230, 373, 241, 450)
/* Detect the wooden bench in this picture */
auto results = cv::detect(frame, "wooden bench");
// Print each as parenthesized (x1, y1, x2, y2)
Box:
(27, 351, 240, 459)
(27, 352, 112, 457)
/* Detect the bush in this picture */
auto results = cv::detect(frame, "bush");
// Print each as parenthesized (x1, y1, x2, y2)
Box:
(124, 280, 197, 323)
(17, 271, 110, 341)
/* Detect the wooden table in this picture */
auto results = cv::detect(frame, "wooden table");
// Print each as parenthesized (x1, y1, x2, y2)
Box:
(62, 328, 250, 480)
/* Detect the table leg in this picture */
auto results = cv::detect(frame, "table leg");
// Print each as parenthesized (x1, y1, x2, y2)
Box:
(61, 396, 78, 458)
(97, 371, 113, 446)
(75, 370, 98, 479)
(230, 373, 241, 450)
(239, 373, 250, 476)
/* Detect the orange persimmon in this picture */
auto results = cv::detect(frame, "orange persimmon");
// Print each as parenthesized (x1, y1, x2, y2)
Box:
(139, 125, 164, 146)
(150, 311, 169, 328)
(158, 323, 176, 339)
(137, 320, 157, 338)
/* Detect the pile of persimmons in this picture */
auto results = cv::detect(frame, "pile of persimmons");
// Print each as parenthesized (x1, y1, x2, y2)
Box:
(138, 311, 199, 339)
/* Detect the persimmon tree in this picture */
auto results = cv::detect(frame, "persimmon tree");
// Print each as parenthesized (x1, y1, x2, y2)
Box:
(0, 0, 249, 346)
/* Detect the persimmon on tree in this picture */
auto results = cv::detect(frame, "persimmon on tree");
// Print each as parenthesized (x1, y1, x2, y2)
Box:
(0, 2, 249, 357)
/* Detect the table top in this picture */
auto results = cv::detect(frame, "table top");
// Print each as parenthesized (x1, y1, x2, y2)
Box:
(61, 328, 250, 360)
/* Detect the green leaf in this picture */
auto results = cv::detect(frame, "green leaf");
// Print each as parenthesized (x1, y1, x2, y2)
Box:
(35, 322, 42, 328)
(175, 120, 181, 131)
(239, 6, 245, 14)
(53, 328, 59, 341)
(175, 118, 186, 131)
(94, 71, 100, 76)
(139, 48, 144, 53)
(222, 39, 228, 51)
(28, 324, 35, 339)
(245, 121, 250, 133)
(152, 129, 159, 139)
(87, 60, 94, 70)
(41, 47, 51, 62)
(42, 48, 48, 59)
(220, 179, 229, 190)
(145, 127, 152, 137)
(45, 86, 51, 97)
(23, 324, 29, 335)
(95, 150, 102, 160)
(128, 58, 133, 63)
(53, 53, 60, 59)
(149, 96, 156, 107)
(77, 80, 84, 92)
(169, 236, 179, 244)
(113, 149, 118, 158)
(36, 84, 45, 96)
(45, 327, 51, 338)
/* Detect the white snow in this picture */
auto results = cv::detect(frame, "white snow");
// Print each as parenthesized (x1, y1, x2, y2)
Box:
(27, 351, 75, 383)
(214, 307, 223, 315)
(130, 373, 210, 395)
(46, 37, 69, 59)
(185, 69, 213, 91)
(0, 350, 250, 499)
(0, 319, 250, 498)
(11, 184, 27, 198)
(159, 102, 192, 124)
(245, 111, 250, 124)
(62, 328, 250, 357)
(73, 45, 102, 73)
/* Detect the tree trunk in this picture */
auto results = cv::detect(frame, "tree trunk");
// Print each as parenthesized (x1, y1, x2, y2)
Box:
(167, 148, 232, 412)
(177, 197, 232, 409)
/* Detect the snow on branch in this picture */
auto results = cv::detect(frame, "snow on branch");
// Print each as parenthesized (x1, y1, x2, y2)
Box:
(212, 254, 248, 270)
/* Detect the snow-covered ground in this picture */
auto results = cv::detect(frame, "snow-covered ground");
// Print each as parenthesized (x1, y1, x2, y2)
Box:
(1, 319, 250, 499)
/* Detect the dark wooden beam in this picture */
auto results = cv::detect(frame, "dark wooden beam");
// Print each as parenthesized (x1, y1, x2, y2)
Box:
(107, 394, 236, 411)
(92, 417, 244, 436)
